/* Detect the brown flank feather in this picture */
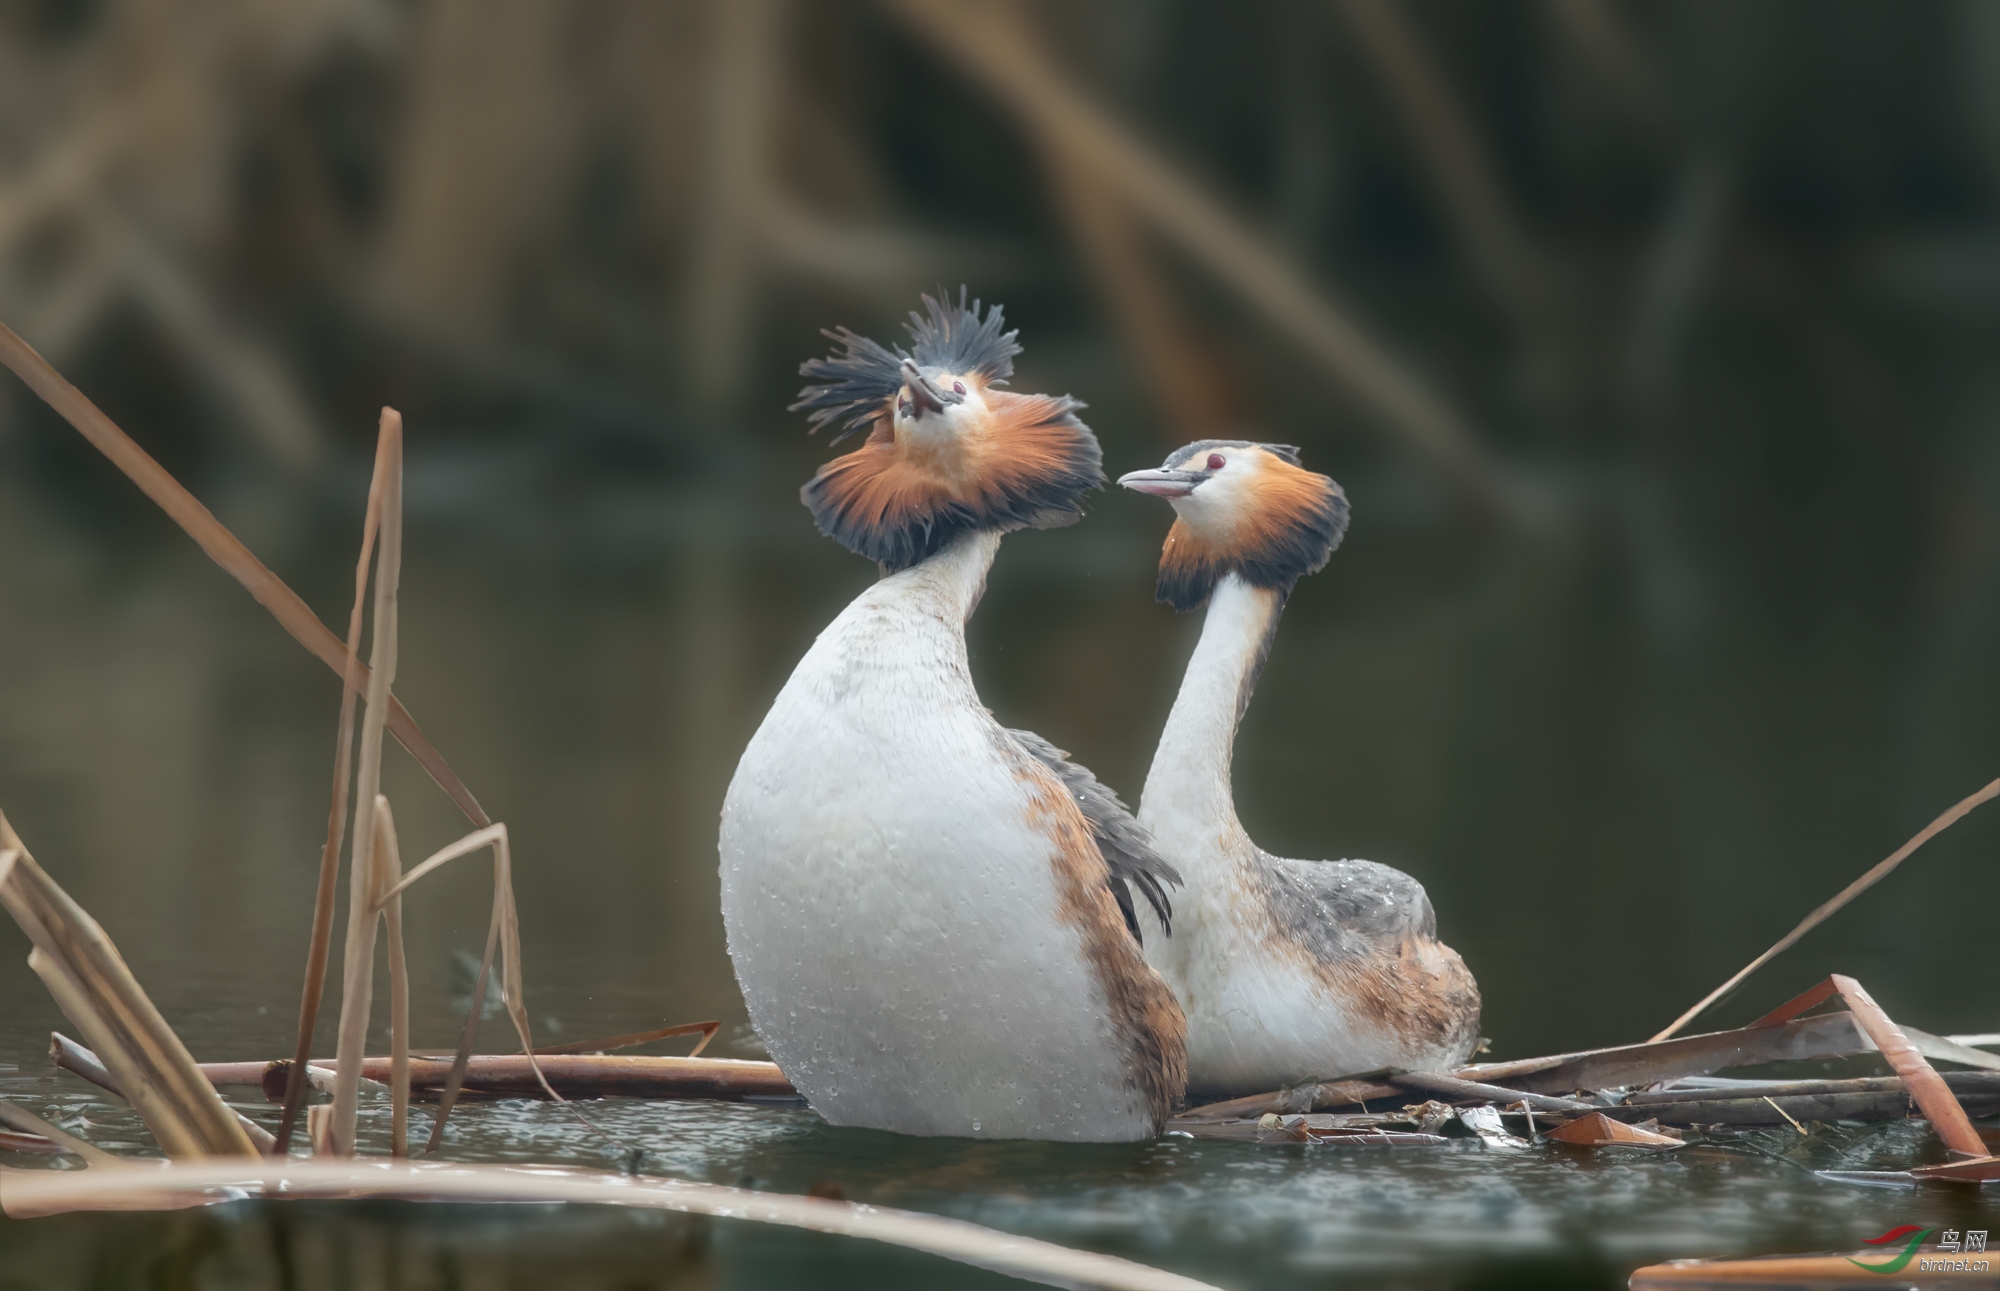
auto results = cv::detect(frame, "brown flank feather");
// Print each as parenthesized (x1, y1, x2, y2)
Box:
(1008, 751, 1187, 1131)
(1305, 936, 1482, 1064)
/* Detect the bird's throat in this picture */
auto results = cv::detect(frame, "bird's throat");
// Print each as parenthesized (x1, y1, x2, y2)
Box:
(1138, 575, 1283, 853)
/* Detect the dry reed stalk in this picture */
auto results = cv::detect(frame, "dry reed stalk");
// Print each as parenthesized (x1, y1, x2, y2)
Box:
(0, 817, 255, 1158)
(371, 824, 569, 1150)
(0, 1160, 1223, 1291)
(44, 1032, 274, 1154)
(0, 325, 489, 829)
(307, 1105, 333, 1156)
(329, 411, 404, 1156)
(246, 1053, 791, 1102)
(1652, 774, 2000, 1041)
(533, 1020, 720, 1057)
(27, 951, 196, 1153)
(0, 1129, 67, 1155)
(373, 796, 412, 1157)
(884, 0, 1538, 531)
(0, 1099, 118, 1165)
(275, 419, 390, 1155)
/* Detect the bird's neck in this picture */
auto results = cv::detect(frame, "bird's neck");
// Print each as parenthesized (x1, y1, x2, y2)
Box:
(1140, 574, 1283, 844)
(873, 528, 1002, 627)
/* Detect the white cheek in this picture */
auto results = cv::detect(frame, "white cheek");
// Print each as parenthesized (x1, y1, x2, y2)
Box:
(1170, 470, 1251, 538)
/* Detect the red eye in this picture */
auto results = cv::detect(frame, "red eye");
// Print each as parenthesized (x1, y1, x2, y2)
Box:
(1206, 453, 1226, 471)
(953, 381, 966, 395)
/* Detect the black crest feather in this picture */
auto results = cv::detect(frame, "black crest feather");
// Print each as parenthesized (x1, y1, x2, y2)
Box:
(1164, 439, 1303, 468)
(790, 287, 1020, 444)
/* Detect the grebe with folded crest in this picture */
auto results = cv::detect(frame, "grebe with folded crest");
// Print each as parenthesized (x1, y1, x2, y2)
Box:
(1119, 441, 1480, 1098)
(719, 291, 1186, 1141)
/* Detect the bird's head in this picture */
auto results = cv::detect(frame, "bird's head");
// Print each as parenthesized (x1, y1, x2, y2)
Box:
(792, 289, 1104, 572)
(1119, 440, 1350, 611)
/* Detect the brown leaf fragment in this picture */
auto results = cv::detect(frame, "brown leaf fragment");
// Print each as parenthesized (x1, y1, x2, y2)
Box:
(1544, 1111, 1683, 1150)
(1909, 1153, 2000, 1182)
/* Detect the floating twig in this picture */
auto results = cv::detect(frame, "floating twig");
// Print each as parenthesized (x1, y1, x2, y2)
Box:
(1388, 1071, 1592, 1115)
(0, 1099, 118, 1165)
(1762, 1096, 1808, 1136)
(1652, 775, 2000, 1041)
(1753, 976, 1988, 1159)
(0, 1159, 1222, 1291)
(533, 1020, 721, 1058)
(243, 1053, 793, 1103)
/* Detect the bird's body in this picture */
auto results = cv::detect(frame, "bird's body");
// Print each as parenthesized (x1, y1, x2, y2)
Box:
(1121, 443, 1479, 1099)
(1136, 575, 1479, 1097)
(722, 532, 1180, 1139)
(720, 292, 1185, 1141)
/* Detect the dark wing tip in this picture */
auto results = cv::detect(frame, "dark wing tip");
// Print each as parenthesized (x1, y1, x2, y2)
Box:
(1008, 728, 1180, 943)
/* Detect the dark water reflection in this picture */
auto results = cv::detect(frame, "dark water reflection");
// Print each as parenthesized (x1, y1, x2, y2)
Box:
(4, 1079, 1998, 1291)
(2, 441, 1997, 1288)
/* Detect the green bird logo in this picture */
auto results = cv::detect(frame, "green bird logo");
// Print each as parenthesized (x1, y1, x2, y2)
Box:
(1849, 1225, 1933, 1274)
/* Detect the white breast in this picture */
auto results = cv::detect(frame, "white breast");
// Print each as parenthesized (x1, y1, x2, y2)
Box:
(719, 543, 1156, 1140)
(1138, 829, 1418, 1096)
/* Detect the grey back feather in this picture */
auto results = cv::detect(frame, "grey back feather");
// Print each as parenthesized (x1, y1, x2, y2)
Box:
(1009, 729, 1180, 943)
(1261, 854, 1436, 963)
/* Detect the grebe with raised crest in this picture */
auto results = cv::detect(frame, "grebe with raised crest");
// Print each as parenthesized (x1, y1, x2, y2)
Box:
(720, 291, 1186, 1141)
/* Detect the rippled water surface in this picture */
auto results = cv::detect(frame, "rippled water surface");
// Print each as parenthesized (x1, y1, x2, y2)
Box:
(3, 461, 1997, 1290)
(5, 1062, 1997, 1291)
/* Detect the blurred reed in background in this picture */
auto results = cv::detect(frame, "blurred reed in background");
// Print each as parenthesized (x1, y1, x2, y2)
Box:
(2, 0, 1998, 1062)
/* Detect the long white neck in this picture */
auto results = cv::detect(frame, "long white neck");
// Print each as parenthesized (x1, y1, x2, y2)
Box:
(1138, 574, 1283, 856)
(881, 528, 1001, 621)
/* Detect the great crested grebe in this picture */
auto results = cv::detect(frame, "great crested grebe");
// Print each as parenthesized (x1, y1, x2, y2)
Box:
(1119, 440, 1480, 1098)
(720, 291, 1186, 1141)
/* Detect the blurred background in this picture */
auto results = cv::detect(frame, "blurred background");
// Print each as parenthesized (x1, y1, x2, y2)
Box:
(2, 0, 1998, 1083)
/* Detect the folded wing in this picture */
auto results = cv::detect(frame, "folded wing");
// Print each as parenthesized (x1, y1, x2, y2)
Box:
(1008, 729, 1181, 943)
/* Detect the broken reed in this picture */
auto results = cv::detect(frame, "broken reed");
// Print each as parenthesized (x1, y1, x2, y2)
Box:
(0, 824, 255, 1158)
(0, 323, 565, 1160)
(328, 410, 405, 1157)
(275, 417, 386, 1154)
(304, 410, 563, 1156)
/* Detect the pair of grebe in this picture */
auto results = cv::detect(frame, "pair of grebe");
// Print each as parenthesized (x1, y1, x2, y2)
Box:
(719, 292, 1478, 1141)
